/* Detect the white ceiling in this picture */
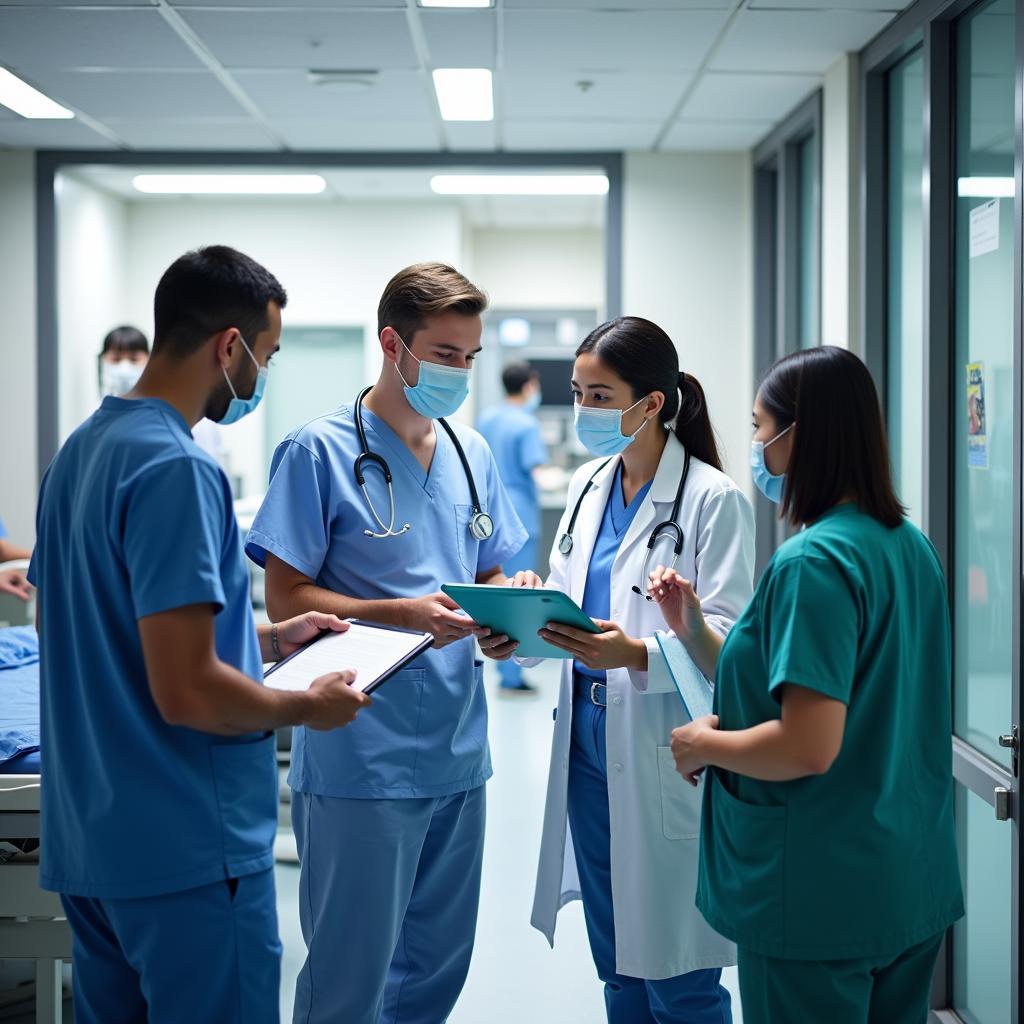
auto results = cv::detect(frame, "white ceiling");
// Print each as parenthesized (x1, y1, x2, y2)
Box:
(0, 0, 909, 154)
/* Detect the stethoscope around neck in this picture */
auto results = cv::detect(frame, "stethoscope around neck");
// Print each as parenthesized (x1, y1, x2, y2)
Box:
(353, 386, 494, 542)
(558, 447, 692, 601)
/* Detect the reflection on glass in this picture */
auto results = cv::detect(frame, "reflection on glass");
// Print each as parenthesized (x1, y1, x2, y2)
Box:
(952, 785, 1012, 1023)
(886, 49, 924, 525)
(952, 0, 1015, 767)
(797, 135, 817, 349)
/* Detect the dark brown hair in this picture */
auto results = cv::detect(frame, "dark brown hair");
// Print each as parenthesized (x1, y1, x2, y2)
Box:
(378, 262, 487, 343)
(758, 345, 906, 527)
(576, 316, 723, 471)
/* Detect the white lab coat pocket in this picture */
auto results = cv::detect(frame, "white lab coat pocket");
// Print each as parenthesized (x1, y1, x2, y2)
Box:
(656, 746, 701, 840)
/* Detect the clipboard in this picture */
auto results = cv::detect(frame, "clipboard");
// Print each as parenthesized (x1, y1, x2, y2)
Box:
(656, 633, 714, 721)
(264, 619, 432, 695)
(441, 583, 600, 659)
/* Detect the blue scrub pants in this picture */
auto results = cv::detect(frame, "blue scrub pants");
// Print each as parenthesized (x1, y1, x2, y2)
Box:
(567, 690, 733, 1024)
(61, 868, 281, 1024)
(291, 786, 485, 1024)
(499, 534, 539, 688)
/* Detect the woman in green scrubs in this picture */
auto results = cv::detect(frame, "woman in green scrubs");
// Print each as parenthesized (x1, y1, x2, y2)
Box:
(648, 346, 963, 1024)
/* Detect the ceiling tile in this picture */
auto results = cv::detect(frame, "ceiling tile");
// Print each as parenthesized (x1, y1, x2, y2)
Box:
(101, 118, 281, 150)
(661, 119, 772, 150)
(503, 119, 661, 151)
(748, 0, 902, 8)
(500, 71, 690, 121)
(0, 8, 202, 69)
(444, 121, 498, 151)
(0, 0, 156, 5)
(710, 10, 896, 74)
(179, 9, 419, 70)
(232, 69, 434, 121)
(682, 72, 820, 121)
(503, 10, 729, 71)
(0, 118, 117, 149)
(505, 0, 730, 8)
(420, 11, 496, 68)
(269, 117, 441, 150)
(24, 70, 247, 120)
(170, 0, 405, 6)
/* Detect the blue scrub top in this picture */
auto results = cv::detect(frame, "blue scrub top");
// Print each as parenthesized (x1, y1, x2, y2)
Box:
(477, 403, 547, 538)
(28, 398, 275, 900)
(575, 463, 652, 684)
(246, 403, 527, 800)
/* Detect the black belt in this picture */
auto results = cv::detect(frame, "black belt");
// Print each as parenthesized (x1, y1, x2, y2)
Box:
(573, 673, 607, 708)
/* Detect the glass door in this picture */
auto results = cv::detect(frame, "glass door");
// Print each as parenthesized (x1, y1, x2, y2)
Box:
(949, 0, 1019, 1020)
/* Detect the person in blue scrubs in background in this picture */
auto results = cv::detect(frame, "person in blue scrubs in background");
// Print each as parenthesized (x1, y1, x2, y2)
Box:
(29, 246, 371, 1024)
(0, 514, 32, 602)
(247, 262, 528, 1024)
(477, 362, 548, 695)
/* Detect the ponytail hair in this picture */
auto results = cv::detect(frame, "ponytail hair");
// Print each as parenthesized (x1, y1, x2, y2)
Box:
(576, 316, 723, 471)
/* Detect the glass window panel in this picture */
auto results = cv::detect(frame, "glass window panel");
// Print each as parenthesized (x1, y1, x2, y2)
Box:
(797, 135, 817, 349)
(886, 48, 925, 526)
(952, 784, 1012, 1023)
(952, 0, 1015, 767)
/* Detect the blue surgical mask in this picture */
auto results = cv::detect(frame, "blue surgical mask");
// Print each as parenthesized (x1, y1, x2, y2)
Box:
(751, 423, 793, 503)
(574, 395, 650, 457)
(524, 390, 542, 413)
(395, 334, 470, 420)
(218, 335, 267, 426)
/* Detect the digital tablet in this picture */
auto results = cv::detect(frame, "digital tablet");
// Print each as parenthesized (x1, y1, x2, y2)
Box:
(441, 584, 600, 660)
(264, 620, 432, 695)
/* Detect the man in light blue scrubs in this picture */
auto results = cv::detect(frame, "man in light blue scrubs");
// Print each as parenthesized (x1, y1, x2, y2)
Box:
(28, 246, 370, 1024)
(247, 262, 528, 1024)
(477, 362, 548, 694)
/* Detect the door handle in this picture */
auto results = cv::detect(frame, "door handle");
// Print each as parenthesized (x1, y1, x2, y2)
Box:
(998, 725, 1019, 777)
(995, 787, 1011, 822)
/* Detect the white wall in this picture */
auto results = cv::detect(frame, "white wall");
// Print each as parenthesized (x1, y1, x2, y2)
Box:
(821, 53, 861, 351)
(123, 198, 465, 497)
(622, 151, 754, 495)
(469, 227, 604, 313)
(0, 152, 38, 545)
(57, 173, 129, 442)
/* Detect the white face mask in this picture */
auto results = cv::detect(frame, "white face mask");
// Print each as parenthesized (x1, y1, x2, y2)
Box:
(101, 360, 143, 398)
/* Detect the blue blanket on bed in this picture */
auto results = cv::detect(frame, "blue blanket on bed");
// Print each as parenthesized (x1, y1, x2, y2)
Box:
(0, 626, 40, 771)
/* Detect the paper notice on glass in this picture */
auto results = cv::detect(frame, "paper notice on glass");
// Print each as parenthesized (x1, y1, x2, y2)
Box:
(969, 199, 1000, 258)
(264, 620, 432, 695)
(966, 362, 988, 469)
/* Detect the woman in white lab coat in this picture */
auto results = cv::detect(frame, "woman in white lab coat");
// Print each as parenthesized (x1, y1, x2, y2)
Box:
(481, 316, 754, 1023)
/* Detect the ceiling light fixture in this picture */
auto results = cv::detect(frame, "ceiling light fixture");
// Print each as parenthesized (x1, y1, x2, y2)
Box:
(132, 174, 327, 195)
(430, 174, 610, 196)
(432, 69, 493, 121)
(957, 176, 1014, 198)
(0, 68, 73, 119)
(419, 1, 494, 8)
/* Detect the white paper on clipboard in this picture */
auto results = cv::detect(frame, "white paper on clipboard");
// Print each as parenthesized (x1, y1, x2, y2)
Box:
(264, 621, 431, 694)
(656, 633, 714, 722)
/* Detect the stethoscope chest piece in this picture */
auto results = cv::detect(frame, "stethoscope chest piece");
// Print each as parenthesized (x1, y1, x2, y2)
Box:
(558, 533, 574, 556)
(470, 511, 494, 541)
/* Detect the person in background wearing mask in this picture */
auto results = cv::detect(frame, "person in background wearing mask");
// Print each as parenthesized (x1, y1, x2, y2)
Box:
(99, 324, 227, 468)
(651, 346, 963, 1024)
(0, 514, 32, 603)
(477, 361, 548, 695)
(480, 317, 753, 1024)
(29, 246, 370, 1024)
(247, 263, 528, 1024)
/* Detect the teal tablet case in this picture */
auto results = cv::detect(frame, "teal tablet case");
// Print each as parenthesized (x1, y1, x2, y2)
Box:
(655, 632, 714, 721)
(441, 584, 599, 660)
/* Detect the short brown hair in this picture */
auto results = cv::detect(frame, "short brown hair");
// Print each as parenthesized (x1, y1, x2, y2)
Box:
(377, 262, 487, 343)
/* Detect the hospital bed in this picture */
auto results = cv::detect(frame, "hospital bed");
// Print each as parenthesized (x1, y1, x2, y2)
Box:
(0, 626, 70, 1024)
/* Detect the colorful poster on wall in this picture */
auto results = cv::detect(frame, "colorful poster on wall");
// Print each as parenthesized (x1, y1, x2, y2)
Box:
(967, 362, 988, 469)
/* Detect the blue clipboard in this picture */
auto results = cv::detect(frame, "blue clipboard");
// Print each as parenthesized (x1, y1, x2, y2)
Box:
(656, 633, 714, 721)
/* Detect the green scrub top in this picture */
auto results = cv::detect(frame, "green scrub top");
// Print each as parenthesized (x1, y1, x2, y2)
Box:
(696, 504, 964, 961)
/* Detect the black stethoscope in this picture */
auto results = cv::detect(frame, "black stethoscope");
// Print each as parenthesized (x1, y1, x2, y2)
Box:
(557, 448, 692, 601)
(353, 386, 494, 542)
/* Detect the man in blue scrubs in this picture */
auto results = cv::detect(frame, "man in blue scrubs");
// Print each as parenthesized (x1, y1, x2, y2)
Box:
(0, 513, 33, 602)
(247, 262, 528, 1024)
(29, 246, 371, 1024)
(477, 362, 548, 694)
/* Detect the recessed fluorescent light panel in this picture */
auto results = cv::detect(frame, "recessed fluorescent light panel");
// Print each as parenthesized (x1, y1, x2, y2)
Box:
(430, 174, 610, 197)
(132, 174, 327, 196)
(432, 69, 493, 122)
(957, 176, 1015, 198)
(420, 0, 494, 6)
(0, 68, 73, 119)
